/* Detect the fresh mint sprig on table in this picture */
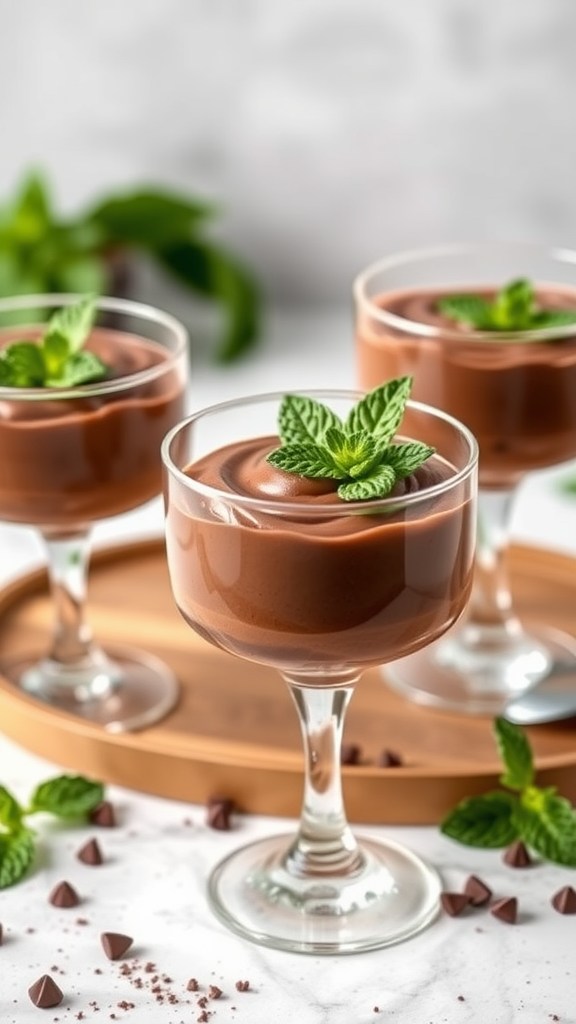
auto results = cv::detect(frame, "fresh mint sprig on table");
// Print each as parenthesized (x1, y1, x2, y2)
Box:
(440, 717, 576, 867)
(437, 277, 576, 333)
(0, 294, 107, 387)
(0, 774, 104, 888)
(266, 376, 435, 501)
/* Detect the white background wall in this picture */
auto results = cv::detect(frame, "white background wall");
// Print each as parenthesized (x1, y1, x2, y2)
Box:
(1, 0, 576, 308)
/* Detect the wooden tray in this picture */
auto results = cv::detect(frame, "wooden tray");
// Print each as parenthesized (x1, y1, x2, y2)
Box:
(1, 538, 576, 824)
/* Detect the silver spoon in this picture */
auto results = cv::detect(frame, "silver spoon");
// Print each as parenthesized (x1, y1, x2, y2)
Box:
(504, 663, 576, 725)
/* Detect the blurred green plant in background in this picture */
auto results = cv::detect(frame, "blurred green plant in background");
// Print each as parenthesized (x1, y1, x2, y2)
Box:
(0, 170, 261, 361)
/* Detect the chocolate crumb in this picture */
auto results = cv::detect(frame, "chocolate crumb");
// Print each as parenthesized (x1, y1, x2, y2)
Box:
(28, 974, 63, 1008)
(90, 801, 116, 827)
(464, 874, 492, 907)
(457, 995, 465, 1001)
(208, 985, 222, 999)
(235, 980, 250, 991)
(551, 885, 576, 915)
(49, 881, 81, 908)
(197, 996, 208, 1008)
(187, 978, 200, 991)
(440, 891, 471, 917)
(490, 897, 518, 924)
(341, 743, 362, 765)
(377, 749, 403, 767)
(206, 796, 235, 831)
(100, 932, 134, 960)
(503, 840, 532, 868)
(77, 837, 104, 865)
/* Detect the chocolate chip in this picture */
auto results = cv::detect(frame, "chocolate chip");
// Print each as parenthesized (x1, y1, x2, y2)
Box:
(77, 838, 104, 865)
(235, 980, 250, 992)
(206, 796, 235, 831)
(341, 743, 362, 765)
(89, 801, 116, 827)
(28, 974, 63, 1008)
(503, 840, 532, 868)
(463, 874, 492, 907)
(377, 749, 403, 767)
(49, 881, 81, 908)
(440, 892, 471, 917)
(187, 978, 200, 991)
(551, 885, 576, 915)
(100, 932, 133, 960)
(208, 985, 223, 999)
(490, 897, 517, 924)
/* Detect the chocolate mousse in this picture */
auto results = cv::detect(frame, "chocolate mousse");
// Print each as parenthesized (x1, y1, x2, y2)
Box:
(0, 327, 186, 526)
(357, 285, 576, 487)
(165, 434, 475, 673)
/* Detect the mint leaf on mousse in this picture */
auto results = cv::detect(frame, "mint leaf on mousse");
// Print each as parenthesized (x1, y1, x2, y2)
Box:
(266, 376, 435, 501)
(440, 717, 576, 867)
(437, 277, 576, 333)
(0, 294, 108, 387)
(0, 773, 105, 888)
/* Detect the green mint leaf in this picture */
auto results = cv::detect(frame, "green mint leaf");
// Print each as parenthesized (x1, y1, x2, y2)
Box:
(45, 294, 97, 354)
(384, 441, 436, 479)
(514, 788, 576, 867)
(42, 328, 71, 379)
(437, 294, 495, 329)
(440, 791, 519, 849)
(494, 716, 534, 791)
(277, 394, 343, 446)
(0, 784, 24, 830)
(265, 443, 342, 478)
(28, 774, 104, 819)
(492, 278, 534, 330)
(346, 376, 412, 444)
(324, 428, 382, 478)
(47, 350, 108, 387)
(0, 827, 35, 889)
(0, 340, 46, 386)
(338, 464, 396, 501)
(532, 309, 576, 328)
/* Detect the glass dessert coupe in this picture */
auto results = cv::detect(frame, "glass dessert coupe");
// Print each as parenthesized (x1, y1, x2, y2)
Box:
(0, 293, 188, 731)
(355, 242, 576, 715)
(161, 389, 478, 954)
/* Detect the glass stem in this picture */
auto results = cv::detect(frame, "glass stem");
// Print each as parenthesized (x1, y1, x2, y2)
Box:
(282, 674, 364, 879)
(466, 489, 522, 638)
(41, 529, 98, 666)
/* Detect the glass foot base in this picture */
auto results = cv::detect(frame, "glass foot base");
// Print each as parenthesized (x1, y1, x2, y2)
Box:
(8, 644, 179, 732)
(208, 832, 441, 954)
(384, 623, 576, 716)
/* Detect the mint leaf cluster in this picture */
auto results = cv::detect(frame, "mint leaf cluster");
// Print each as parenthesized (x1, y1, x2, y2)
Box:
(0, 294, 108, 387)
(441, 718, 576, 867)
(0, 773, 104, 888)
(437, 278, 576, 333)
(266, 376, 434, 501)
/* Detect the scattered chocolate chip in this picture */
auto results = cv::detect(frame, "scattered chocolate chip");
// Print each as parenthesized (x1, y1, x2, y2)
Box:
(440, 892, 471, 917)
(198, 1013, 209, 1023)
(28, 974, 63, 1008)
(377, 749, 403, 768)
(100, 932, 134, 960)
(235, 980, 250, 992)
(341, 743, 362, 765)
(551, 885, 576, 915)
(77, 838, 104, 866)
(206, 796, 235, 831)
(89, 801, 116, 827)
(49, 881, 81, 908)
(503, 840, 532, 868)
(208, 985, 222, 999)
(463, 874, 492, 907)
(490, 897, 517, 924)
(187, 978, 200, 992)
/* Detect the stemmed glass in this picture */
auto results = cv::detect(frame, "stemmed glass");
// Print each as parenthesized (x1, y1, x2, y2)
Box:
(354, 242, 576, 714)
(0, 293, 188, 731)
(162, 390, 477, 954)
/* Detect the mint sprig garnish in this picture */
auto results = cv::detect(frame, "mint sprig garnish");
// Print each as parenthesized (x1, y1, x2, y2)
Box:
(0, 294, 108, 387)
(440, 717, 576, 867)
(266, 376, 435, 501)
(0, 773, 104, 888)
(437, 278, 576, 333)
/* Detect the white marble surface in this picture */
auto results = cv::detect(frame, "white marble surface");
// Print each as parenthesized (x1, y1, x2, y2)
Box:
(1, 307, 576, 1022)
